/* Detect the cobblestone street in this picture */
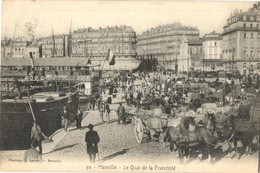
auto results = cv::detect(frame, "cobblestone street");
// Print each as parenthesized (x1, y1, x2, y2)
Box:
(0, 93, 258, 172)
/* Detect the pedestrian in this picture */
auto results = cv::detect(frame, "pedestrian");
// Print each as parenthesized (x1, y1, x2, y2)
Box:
(24, 140, 42, 162)
(61, 106, 69, 132)
(117, 103, 126, 124)
(85, 124, 100, 164)
(31, 121, 46, 154)
(76, 108, 83, 129)
(105, 102, 111, 123)
(99, 102, 105, 123)
(91, 97, 96, 110)
(113, 88, 117, 98)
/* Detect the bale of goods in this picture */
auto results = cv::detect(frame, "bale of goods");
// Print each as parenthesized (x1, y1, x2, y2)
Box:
(153, 108, 163, 117)
(194, 113, 206, 123)
(215, 106, 231, 114)
(201, 103, 218, 110)
(167, 117, 181, 127)
(196, 108, 203, 114)
(146, 117, 162, 129)
(145, 110, 154, 117)
(186, 110, 196, 117)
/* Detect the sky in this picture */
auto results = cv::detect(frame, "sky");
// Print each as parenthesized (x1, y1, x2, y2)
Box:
(1, 0, 255, 39)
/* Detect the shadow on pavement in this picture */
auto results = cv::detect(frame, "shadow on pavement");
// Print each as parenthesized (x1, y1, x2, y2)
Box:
(46, 143, 78, 154)
(81, 122, 105, 130)
(99, 149, 129, 163)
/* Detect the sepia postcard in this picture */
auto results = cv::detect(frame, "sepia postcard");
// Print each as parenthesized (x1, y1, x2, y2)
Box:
(0, 0, 259, 172)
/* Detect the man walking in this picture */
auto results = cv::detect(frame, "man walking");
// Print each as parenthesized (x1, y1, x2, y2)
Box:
(117, 103, 126, 124)
(31, 121, 46, 154)
(61, 106, 69, 132)
(85, 124, 100, 164)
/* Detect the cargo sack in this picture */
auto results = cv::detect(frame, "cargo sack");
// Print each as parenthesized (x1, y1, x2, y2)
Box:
(146, 117, 162, 130)
(153, 108, 163, 117)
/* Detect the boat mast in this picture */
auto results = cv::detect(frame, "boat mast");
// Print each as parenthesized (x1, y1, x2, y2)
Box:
(69, 17, 73, 58)
(3, 26, 7, 58)
(10, 20, 17, 58)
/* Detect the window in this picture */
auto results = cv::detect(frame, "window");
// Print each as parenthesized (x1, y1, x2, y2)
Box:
(251, 51, 254, 58)
(244, 33, 247, 38)
(244, 50, 247, 57)
(244, 23, 246, 28)
(257, 63, 260, 69)
(251, 33, 254, 39)
(243, 63, 247, 67)
(250, 23, 253, 29)
(257, 24, 259, 28)
(214, 42, 217, 46)
(250, 16, 254, 21)
(243, 15, 247, 21)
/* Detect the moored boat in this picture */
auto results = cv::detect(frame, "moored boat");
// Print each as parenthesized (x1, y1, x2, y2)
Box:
(0, 80, 79, 150)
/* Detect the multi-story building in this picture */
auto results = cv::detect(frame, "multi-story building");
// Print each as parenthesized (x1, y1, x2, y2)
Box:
(178, 37, 203, 73)
(136, 23, 200, 70)
(70, 25, 136, 59)
(38, 35, 67, 58)
(202, 31, 223, 71)
(1, 37, 30, 58)
(222, 2, 260, 76)
(24, 44, 40, 58)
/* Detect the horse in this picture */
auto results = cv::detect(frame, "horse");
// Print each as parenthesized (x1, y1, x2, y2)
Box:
(227, 115, 257, 159)
(176, 124, 219, 163)
(159, 126, 178, 152)
(161, 116, 219, 163)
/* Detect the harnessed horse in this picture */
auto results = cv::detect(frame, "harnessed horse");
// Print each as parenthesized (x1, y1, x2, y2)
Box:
(160, 115, 219, 163)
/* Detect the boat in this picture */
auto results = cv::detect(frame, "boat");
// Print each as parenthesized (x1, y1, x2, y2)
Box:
(0, 79, 79, 150)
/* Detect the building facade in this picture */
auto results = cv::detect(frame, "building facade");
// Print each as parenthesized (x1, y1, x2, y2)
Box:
(178, 37, 203, 73)
(222, 3, 260, 76)
(202, 31, 223, 71)
(136, 23, 200, 70)
(24, 44, 40, 58)
(70, 25, 136, 60)
(38, 35, 67, 58)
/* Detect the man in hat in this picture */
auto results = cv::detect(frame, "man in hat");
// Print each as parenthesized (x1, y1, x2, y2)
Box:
(31, 121, 47, 154)
(61, 106, 69, 132)
(24, 140, 42, 162)
(85, 124, 100, 163)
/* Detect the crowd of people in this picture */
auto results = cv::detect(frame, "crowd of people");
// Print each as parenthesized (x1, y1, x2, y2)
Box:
(23, 68, 259, 164)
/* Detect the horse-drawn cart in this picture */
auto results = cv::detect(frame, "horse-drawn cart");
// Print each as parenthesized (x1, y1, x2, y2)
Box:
(133, 108, 169, 143)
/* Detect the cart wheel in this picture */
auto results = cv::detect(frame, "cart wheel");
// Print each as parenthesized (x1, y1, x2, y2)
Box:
(134, 118, 144, 143)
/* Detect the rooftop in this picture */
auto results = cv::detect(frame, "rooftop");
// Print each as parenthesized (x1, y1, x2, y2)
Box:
(139, 22, 199, 36)
(203, 31, 222, 41)
(188, 39, 203, 45)
(73, 25, 134, 33)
